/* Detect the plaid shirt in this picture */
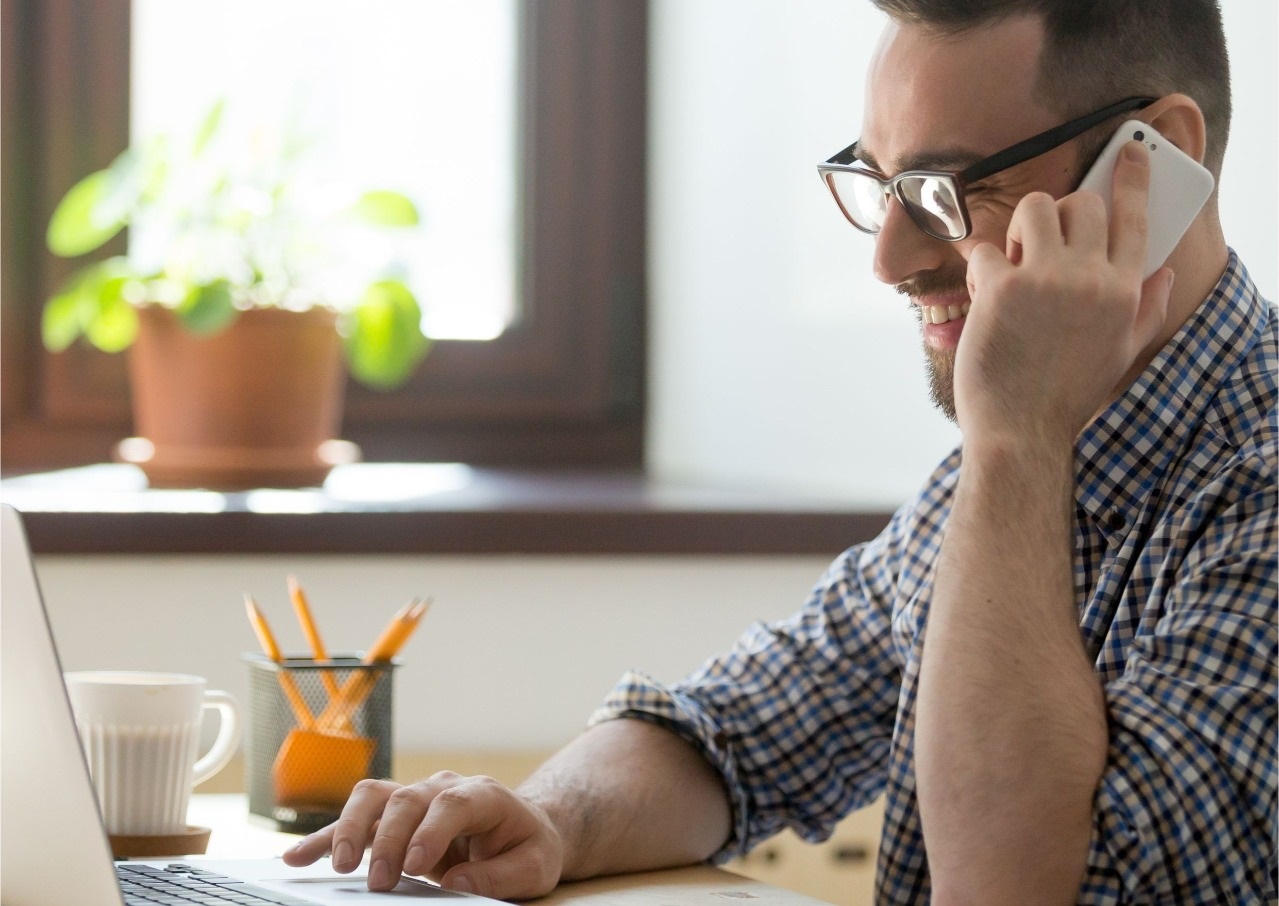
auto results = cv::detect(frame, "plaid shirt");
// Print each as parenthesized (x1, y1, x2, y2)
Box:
(592, 250, 1277, 904)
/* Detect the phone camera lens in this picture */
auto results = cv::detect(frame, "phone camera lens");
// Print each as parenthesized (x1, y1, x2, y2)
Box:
(1133, 130, 1145, 141)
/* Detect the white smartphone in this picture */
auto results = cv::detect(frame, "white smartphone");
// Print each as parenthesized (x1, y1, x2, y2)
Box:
(1076, 119, 1214, 279)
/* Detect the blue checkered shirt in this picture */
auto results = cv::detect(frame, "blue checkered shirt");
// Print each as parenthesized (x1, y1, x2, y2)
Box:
(592, 250, 1277, 904)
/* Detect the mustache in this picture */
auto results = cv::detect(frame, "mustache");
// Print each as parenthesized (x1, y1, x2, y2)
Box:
(894, 268, 968, 300)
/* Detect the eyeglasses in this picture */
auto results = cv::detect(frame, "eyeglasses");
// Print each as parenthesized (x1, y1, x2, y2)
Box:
(816, 96, 1155, 242)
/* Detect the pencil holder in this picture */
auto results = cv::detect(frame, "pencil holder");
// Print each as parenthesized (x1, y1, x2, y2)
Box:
(244, 654, 396, 833)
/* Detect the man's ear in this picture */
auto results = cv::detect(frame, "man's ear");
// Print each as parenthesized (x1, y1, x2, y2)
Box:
(1142, 94, 1208, 164)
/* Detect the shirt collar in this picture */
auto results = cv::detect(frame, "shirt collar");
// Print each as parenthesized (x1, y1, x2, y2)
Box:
(1073, 249, 1268, 530)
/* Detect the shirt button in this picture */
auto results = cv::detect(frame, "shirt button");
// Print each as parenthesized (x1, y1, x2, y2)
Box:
(1104, 510, 1126, 532)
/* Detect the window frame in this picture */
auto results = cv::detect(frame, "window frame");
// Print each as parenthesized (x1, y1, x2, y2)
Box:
(1, 0, 647, 474)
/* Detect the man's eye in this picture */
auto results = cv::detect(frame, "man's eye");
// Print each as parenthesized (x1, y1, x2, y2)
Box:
(962, 184, 1003, 203)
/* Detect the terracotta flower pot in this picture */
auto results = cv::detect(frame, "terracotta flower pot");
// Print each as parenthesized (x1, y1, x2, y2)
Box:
(118, 305, 360, 490)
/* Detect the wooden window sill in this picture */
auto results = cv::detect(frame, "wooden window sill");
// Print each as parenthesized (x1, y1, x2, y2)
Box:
(0, 463, 892, 556)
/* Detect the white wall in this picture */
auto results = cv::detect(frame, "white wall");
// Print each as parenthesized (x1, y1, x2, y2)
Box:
(35, 554, 832, 752)
(647, 0, 1277, 508)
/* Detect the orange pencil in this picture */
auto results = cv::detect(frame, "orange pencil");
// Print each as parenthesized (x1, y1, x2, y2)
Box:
(361, 599, 423, 663)
(317, 598, 430, 732)
(244, 594, 315, 730)
(288, 574, 341, 700)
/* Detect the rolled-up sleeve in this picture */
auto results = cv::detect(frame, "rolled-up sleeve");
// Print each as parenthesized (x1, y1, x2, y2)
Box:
(590, 529, 907, 862)
(1085, 476, 1278, 903)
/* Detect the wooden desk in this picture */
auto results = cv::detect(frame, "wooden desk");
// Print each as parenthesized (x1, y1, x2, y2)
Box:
(189, 794, 836, 906)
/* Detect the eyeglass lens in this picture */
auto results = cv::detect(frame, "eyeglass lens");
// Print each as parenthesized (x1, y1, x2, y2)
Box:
(899, 175, 965, 239)
(826, 170, 966, 240)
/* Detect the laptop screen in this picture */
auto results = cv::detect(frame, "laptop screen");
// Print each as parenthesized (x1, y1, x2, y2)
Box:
(1, 503, 125, 906)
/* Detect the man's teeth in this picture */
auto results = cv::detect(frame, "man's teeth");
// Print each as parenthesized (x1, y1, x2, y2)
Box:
(922, 302, 971, 325)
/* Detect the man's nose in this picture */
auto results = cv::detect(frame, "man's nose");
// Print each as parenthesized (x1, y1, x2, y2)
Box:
(871, 197, 949, 287)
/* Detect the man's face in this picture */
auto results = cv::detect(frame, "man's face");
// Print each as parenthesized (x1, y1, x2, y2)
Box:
(858, 16, 1083, 420)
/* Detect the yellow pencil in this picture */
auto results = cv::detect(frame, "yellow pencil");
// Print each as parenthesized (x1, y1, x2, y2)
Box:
(288, 574, 341, 700)
(244, 594, 315, 730)
(316, 598, 430, 732)
(361, 599, 421, 663)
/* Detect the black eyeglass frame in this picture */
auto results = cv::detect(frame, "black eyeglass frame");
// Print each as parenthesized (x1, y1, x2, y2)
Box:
(817, 96, 1156, 241)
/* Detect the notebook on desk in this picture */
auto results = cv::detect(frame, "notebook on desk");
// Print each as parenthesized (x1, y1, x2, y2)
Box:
(0, 503, 480, 905)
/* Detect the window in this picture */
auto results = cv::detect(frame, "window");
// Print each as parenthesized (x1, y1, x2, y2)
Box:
(1, 0, 647, 473)
(133, 0, 519, 342)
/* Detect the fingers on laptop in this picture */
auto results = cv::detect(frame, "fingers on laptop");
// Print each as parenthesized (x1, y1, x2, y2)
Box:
(281, 772, 563, 898)
(281, 776, 397, 869)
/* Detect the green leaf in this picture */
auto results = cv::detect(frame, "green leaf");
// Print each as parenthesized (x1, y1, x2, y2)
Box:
(349, 190, 420, 226)
(41, 282, 90, 352)
(83, 277, 139, 352)
(343, 280, 431, 389)
(137, 135, 172, 203)
(177, 279, 238, 334)
(192, 98, 226, 156)
(41, 258, 139, 352)
(46, 169, 129, 257)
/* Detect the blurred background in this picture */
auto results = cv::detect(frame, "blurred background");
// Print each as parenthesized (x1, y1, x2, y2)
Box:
(3, 3, 1271, 900)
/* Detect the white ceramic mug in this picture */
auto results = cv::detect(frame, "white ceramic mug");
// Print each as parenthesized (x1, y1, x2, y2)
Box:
(63, 671, 241, 836)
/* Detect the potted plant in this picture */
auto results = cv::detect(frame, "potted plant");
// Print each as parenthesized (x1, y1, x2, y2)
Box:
(41, 101, 432, 490)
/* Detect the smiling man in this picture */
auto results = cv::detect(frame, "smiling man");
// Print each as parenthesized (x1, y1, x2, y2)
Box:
(284, 2, 1277, 903)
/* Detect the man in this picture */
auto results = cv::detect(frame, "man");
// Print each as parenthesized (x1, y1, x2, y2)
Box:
(285, 1, 1277, 902)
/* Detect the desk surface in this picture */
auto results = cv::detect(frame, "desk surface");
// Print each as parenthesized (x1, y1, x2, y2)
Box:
(189, 795, 834, 906)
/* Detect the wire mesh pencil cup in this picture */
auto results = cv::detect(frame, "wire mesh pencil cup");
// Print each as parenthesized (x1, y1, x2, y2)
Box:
(244, 654, 395, 833)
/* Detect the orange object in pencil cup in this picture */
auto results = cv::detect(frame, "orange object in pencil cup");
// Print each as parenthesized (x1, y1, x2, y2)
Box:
(243, 654, 396, 833)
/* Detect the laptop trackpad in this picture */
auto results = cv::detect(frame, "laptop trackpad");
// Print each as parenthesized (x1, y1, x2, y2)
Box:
(265, 875, 468, 899)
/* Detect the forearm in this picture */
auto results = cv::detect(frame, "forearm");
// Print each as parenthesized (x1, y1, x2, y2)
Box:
(917, 438, 1108, 904)
(518, 717, 732, 881)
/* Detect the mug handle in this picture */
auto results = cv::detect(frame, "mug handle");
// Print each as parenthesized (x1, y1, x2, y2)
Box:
(192, 689, 242, 787)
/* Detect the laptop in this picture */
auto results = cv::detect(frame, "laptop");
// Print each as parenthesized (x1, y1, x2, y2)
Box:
(0, 503, 487, 905)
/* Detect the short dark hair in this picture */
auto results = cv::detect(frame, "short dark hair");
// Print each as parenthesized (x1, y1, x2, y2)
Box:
(869, 0, 1232, 176)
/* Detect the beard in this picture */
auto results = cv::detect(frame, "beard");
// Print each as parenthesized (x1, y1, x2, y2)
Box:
(924, 345, 958, 424)
(898, 268, 968, 424)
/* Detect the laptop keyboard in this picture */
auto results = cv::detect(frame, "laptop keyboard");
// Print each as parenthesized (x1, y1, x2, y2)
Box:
(117, 863, 318, 906)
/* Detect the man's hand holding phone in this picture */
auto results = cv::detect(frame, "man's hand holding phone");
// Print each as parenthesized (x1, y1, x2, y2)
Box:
(956, 139, 1176, 450)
